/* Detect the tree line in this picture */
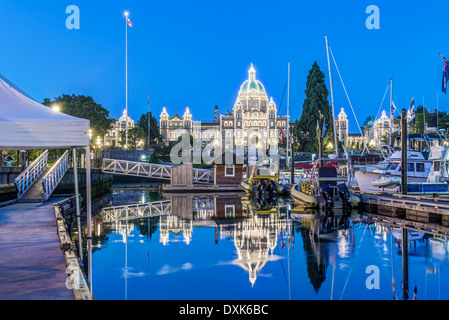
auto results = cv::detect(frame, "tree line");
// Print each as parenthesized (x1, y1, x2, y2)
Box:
(42, 94, 160, 150)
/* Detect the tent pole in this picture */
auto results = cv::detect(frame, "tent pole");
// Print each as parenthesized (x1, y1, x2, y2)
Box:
(86, 144, 92, 294)
(72, 148, 83, 262)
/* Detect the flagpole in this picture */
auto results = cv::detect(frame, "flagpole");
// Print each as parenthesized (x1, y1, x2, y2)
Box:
(287, 62, 290, 169)
(325, 36, 338, 157)
(148, 94, 151, 149)
(437, 91, 439, 130)
(390, 78, 393, 146)
(125, 12, 129, 149)
(423, 95, 426, 132)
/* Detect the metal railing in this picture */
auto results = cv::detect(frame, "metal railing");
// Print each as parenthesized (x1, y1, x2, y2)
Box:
(14, 150, 49, 200)
(102, 158, 214, 184)
(193, 168, 214, 184)
(42, 150, 70, 202)
(101, 200, 172, 223)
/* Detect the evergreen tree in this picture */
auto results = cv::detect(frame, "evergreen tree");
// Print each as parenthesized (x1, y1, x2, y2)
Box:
(296, 62, 333, 153)
(136, 112, 161, 147)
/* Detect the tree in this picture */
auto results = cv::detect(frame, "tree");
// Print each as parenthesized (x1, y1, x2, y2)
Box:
(43, 94, 112, 138)
(119, 127, 146, 150)
(361, 115, 375, 134)
(136, 112, 161, 147)
(295, 62, 333, 153)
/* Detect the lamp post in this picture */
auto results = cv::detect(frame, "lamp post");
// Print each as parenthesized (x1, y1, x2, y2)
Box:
(52, 105, 60, 112)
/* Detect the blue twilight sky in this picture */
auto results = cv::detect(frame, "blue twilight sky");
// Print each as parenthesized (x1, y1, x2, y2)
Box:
(1, 0, 448, 132)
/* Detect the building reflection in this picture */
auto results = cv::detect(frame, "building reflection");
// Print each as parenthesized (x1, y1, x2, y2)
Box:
(96, 194, 449, 299)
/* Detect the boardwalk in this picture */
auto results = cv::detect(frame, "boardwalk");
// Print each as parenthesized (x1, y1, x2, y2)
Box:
(0, 200, 74, 300)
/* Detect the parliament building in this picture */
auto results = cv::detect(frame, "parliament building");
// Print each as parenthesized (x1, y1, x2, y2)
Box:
(160, 64, 289, 150)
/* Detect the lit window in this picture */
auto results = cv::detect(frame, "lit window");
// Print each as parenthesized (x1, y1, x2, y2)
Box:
(225, 165, 235, 177)
(225, 205, 235, 218)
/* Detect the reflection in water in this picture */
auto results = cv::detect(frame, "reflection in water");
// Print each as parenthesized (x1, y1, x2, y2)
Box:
(91, 190, 449, 300)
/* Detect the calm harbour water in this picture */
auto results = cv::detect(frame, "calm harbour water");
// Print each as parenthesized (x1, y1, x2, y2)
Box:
(91, 190, 449, 300)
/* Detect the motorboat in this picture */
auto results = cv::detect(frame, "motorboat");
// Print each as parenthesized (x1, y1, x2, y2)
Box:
(367, 145, 449, 194)
(355, 129, 449, 193)
(241, 163, 286, 196)
(291, 157, 360, 210)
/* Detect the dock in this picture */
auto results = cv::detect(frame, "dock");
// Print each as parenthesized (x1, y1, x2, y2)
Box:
(354, 190, 449, 225)
(0, 199, 75, 300)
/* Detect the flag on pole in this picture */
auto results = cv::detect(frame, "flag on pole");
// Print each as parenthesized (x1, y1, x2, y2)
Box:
(443, 57, 448, 94)
(390, 101, 397, 124)
(410, 97, 415, 125)
(127, 16, 134, 28)
(280, 130, 285, 144)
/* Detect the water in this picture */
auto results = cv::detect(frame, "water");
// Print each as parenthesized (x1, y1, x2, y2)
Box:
(91, 190, 449, 300)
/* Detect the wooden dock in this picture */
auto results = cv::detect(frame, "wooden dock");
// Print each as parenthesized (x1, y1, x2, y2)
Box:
(0, 199, 75, 300)
(354, 190, 449, 225)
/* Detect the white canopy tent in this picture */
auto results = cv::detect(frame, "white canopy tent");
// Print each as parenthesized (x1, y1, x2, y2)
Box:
(0, 74, 93, 294)
(0, 75, 90, 149)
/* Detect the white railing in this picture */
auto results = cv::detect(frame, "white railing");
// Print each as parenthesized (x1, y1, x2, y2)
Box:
(102, 158, 172, 180)
(101, 200, 172, 223)
(14, 150, 49, 200)
(102, 158, 214, 184)
(42, 150, 70, 202)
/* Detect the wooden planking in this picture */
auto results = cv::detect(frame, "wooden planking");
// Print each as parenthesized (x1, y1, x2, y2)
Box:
(0, 200, 75, 300)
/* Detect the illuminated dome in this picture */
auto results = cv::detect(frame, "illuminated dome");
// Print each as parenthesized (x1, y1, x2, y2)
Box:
(239, 63, 266, 94)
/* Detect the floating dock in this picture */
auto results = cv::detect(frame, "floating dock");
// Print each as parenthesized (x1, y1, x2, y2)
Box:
(354, 190, 449, 225)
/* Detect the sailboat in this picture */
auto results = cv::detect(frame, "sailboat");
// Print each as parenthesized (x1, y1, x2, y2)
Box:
(290, 37, 359, 210)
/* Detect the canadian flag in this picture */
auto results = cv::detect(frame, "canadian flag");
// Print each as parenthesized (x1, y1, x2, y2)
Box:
(127, 17, 133, 28)
(280, 130, 286, 144)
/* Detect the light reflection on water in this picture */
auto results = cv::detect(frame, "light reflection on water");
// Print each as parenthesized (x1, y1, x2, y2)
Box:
(91, 190, 449, 300)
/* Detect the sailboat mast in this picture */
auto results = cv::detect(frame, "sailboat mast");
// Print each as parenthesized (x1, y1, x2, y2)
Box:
(125, 12, 129, 149)
(325, 36, 338, 157)
(390, 78, 393, 146)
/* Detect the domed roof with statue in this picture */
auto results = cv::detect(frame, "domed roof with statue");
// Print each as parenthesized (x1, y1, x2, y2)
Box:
(236, 63, 268, 102)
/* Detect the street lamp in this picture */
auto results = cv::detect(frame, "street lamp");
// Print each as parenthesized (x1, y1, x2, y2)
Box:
(52, 105, 60, 112)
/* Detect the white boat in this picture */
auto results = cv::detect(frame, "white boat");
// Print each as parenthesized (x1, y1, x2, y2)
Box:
(355, 129, 449, 193)
(355, 150, 432, 192)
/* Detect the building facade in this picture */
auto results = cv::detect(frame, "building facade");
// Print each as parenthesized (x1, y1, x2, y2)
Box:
(104, 109, 135, 148)
(160, 64, 288, 150)
(336, 108, 403, 152)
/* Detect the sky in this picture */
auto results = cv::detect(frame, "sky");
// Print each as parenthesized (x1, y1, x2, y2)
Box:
(1, 0, 448, 133)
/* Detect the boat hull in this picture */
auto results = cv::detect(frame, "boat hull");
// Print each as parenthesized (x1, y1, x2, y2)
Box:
(354, 170, 427, 193)
(290, 183, 318, 208)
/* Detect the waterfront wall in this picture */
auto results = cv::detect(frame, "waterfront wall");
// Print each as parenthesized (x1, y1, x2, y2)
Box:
(103, 149, 154, 162)
(0, 167, 22, 185)
(0, 183, 17, 203)
(55, 168, 113, 198)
